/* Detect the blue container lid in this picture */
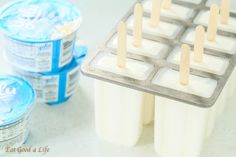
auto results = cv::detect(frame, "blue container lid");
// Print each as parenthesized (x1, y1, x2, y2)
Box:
(0, 75, 35, 126)
(0, 0, 81, 42)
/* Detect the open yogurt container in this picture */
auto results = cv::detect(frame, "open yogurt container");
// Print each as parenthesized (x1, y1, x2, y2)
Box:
(12, 45, 88, 105)
(0, 74, 35, 153)
(0, 0, 82, 73)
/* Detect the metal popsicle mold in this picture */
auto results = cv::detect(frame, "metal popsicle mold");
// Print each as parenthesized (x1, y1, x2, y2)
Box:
(81, 0, 236, 108)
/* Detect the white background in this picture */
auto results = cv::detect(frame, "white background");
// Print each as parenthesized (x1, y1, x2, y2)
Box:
(0, 0, 236, 157)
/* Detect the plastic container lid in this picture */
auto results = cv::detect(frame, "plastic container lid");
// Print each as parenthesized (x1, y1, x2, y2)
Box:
(0, 75, 35, 126)
(0, 0, 81, 41)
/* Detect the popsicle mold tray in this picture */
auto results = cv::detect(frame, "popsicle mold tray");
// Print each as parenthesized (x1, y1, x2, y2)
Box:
(81, 0, 236, 108)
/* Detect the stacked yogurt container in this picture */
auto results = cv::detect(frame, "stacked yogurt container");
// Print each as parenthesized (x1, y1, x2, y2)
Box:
(0, 0, 87, 105)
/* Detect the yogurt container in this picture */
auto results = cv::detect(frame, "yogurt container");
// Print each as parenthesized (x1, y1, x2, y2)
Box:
(0, 0, 82, 73)
(12, 45, 88, 105)
(0, 74, 35, 153)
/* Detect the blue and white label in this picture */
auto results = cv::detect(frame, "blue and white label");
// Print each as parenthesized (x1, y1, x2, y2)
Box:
(5, 37, 53, 72)
(59, 33, 76, 67)
(14, 73, 59, 102)
(0, 117, 29, 142)
(65, 66, 80, 97)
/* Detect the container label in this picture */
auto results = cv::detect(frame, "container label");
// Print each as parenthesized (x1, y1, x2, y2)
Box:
(5, 37, 53, 72)
(0, 132, 28, 152)
(15, 73, 59, 102)
(42, 76, 59, 102)
(65, 66, 79, 97)
(59, 33, 75, 67)
(0, 118, 29, 142)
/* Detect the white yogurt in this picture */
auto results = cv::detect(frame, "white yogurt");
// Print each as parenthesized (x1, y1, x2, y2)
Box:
(167, 46, 229, 75)
(206, 0, 236, 14)
(182, 28, 236, 54)
(152, 68, 217, 98)
(194, 10, 236, 33)
(127, 15, 183, 40)
(155, 96, 210, 157)
(96, 53, 154, 80)
(143, 0, 194, 21)
(153, 68, 218, 157)
(95, 80, 144, 146)
(94, 53, 154, 146)
(108, 35, 169, 59)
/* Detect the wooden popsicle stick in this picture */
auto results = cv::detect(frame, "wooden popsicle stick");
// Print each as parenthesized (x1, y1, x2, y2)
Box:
(162, 0, 172, 9)
(194, 25, 205, 63)
(207, 4, 219, 42)
(117, 21, 127, 68)
(220, 0, 230, 24)
(180, 44, 190, 86)
(150, 0, 162, 27)
(133, 3, 144, 47)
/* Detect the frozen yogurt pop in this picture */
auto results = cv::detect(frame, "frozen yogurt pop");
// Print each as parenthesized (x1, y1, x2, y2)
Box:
(81, 0, 236, 156)
(143, 0, 194, 21)
(154, 44, 218, 157)
(182, 5, 236, 55)
(126, 0, 183, 40)
(168, 26, 230, 137)
(195, 1, 236, 34)
(109, 3, 169, 59)
(94, 21, 154, 146)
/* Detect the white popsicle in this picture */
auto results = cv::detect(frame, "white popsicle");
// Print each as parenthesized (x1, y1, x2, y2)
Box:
(195, 11, 236, 33)
(153, 68, 217, 157)
(94, 21, 154, 146)
(127, 15, 182, 40)
(127, 0, 182, 40)
(169, 26, 229, 76)
(143, 0, 194, 21)
(167, 46, 229, 76)
(95, 80, 144, 146)
(168, 28, 230, 139)
(206, 0, 236, 14)
(108, 34, 169, 59)
(182, 28, 236, 54)
(133, 4, 155, 125)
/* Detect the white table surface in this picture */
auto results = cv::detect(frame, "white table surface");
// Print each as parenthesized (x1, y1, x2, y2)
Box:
(0, 0, 236, 157)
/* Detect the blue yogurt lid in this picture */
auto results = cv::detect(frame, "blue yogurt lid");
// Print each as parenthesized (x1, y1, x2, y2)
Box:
(0, 74, 35, 126)
(0, 0, 81, 41)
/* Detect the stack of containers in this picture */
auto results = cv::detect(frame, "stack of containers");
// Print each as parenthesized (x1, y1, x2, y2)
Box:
(0, 0, 86, 105)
